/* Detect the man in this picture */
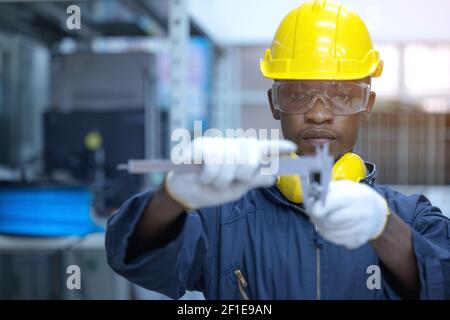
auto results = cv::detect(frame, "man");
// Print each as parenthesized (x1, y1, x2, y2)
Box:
(106, 0, 450, 299)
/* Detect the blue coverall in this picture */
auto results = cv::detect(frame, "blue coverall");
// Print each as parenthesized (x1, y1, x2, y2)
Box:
(106, 162, 450, 299)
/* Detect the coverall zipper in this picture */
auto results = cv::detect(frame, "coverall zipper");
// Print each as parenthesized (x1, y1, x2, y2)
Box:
(316, 245, 321, 300)
(289, 204, 323, 300)
(235, 269, 250, 300)
(315, 230, 322, 300)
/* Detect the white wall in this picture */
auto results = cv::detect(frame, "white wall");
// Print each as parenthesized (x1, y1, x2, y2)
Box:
(189, 0, 450, 45)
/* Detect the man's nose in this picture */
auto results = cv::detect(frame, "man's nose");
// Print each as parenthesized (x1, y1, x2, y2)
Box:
(304, 96, 334, 124)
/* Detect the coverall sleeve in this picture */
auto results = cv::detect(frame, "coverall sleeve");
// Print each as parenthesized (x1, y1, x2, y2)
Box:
(383, 194, 450, 299)
(410, 196, 450, 299)
(105, 189, 217, 299)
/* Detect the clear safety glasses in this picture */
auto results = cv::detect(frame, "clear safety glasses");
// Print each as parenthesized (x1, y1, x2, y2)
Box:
(272, 80, 371, 115)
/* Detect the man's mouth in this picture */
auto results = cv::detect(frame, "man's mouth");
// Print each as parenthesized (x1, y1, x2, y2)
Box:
(300, 129, 337, 146)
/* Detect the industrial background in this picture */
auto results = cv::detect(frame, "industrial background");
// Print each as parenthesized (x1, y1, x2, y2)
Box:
(0, 0, 449, 299)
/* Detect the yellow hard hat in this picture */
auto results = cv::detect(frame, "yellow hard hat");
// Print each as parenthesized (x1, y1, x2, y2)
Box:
(260, 0, 383, 80)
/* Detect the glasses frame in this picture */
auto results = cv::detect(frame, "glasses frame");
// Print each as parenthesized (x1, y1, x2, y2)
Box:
(272, 80, 371, 115)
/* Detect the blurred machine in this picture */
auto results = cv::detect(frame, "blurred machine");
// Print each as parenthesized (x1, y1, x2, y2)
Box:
(43, 109, 147, 216)
(0, 51, 168, 238)
(41, 52, 168, 217)
(43, 108, 169, 216)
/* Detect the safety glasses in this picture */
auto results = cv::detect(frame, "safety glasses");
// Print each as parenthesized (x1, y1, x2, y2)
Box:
(272, 80, 371, 115)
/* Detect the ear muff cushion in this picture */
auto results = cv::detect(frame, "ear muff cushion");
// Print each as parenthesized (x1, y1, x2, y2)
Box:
(332, 153, 367, 182)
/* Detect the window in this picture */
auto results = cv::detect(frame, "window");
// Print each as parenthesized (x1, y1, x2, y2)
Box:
(371, 44, 400, 97)
(404, 44, 450, 95)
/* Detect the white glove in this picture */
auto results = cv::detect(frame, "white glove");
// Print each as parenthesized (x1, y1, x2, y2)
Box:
(309, 180, 390, 250)
(165, 137, 297, 209)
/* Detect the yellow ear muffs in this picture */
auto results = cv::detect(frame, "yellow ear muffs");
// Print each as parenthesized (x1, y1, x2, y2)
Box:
(276, 152, 367, 204)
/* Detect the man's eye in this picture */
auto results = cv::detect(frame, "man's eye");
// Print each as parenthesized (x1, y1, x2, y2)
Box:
(290, 93, 307, 100)
(335, 94, 351, 102)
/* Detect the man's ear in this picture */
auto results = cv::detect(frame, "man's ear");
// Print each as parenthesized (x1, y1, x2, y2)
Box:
(268, 89, 281, 120)
(361, 91, 376, 123)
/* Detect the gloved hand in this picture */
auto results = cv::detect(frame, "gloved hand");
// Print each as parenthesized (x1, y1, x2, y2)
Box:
(165, 137, 297, 210)
(308, 180, 390, 249)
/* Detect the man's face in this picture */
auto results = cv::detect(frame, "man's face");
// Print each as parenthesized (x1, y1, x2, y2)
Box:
(268, 77, 376, 160)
